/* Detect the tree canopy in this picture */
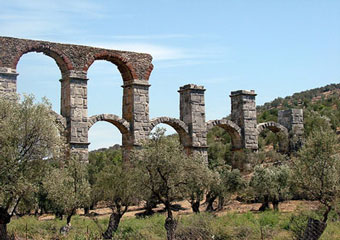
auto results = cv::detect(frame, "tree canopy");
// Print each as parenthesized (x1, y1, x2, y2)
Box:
(0, 95, 62, 239)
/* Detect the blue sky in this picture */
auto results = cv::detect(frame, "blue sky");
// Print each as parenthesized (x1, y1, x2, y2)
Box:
(1, 0, 339, 150)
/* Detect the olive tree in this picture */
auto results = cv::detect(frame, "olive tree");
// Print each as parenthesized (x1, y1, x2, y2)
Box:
(292, 128, 340, 238)
(250, 164, 291, 211)
(0, 95, 61, 239)
(131, 128, 210, 240)
(182, 157, 217, 213)
(205, 166, 246, 212)
(43, 156, 91, 230)
(94, 163, 140, 239)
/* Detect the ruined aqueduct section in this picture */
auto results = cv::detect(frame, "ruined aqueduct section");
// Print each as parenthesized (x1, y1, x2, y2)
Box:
(0, 36, 304, 161)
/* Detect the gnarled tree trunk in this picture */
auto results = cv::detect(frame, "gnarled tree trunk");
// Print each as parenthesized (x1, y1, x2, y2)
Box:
(272, 198, 279, 211)
(300, 206, 331, 240)
(164, 202, 177, 240)
(0, 207, 11, 240)
(259, 195, 270, 211)
(102, 213, 122, 239)
(205, 191, 217, 212)
(191, 200, 200, 213)
(217, 196, 225, 211)
(301, 218, 327, 240)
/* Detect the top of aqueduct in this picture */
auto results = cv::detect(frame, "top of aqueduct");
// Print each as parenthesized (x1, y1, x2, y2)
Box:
(0, 36, 154, 82)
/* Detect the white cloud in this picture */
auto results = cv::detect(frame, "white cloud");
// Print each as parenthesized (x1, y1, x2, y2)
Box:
(81, 41, 227, 63)
(106, 34, 192, 40)
(87, 42, 187, 61)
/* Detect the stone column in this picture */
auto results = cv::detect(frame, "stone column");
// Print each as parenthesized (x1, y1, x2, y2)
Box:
(122, 79, 150, 148)
(178, 84, 208, 162)
(278, 109, 304, 152)
(230, 90, 258, 151)
(0, 67, 18, 100)
(60, 70, 89, 162)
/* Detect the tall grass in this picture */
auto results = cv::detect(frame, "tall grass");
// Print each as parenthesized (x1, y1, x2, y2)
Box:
(8, 210, 340, 239)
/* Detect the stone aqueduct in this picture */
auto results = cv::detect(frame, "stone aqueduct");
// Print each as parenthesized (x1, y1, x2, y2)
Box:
(0, 37, 304, 161)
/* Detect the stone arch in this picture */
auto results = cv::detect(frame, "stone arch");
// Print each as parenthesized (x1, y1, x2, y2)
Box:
(88, 114, 130, 135)
(83, 52, 137, 82)
(207, 119, 242, 150)
(12, 43, 72, 77)
(148, 117, 191, 146)
(257, 121, 289, 152)
(257, 121, 288, 136)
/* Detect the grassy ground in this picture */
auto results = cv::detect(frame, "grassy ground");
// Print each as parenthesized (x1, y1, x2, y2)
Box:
(7, 201, 340, 239)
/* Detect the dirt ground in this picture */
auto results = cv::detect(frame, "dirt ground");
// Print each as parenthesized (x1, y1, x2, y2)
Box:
(38, 200, 320, 221)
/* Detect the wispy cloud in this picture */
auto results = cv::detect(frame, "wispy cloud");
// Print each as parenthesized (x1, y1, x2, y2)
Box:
(85, 42, 188, 61)
(0, 0, 109, 39)
(104, 34, 193, 40)
(81, 41, 227, 64)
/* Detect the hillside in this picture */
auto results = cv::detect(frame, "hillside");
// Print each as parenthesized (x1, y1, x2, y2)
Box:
(256, 83, 340, 134)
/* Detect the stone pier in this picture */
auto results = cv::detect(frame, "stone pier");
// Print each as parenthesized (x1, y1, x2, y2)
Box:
(230, 90, 258, 151)
(179, 84, 208, 162)
(278, 109, 304, 152)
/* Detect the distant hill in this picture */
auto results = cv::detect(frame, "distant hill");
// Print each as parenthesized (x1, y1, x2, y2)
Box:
(256, 83, 340, 134)
(90, 144, 121, 153)
(258, 83, 340, 111)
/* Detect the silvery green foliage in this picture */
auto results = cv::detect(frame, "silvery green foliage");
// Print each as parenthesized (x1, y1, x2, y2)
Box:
(94, 162, 139, 212)
(250, 164, 292, 204)
(132, 128, 210, 206)
(0, 95, 61, 213)
(131, 128, 212, 240)
(43, 157, 91, 217)
(292, 128, 340, 207)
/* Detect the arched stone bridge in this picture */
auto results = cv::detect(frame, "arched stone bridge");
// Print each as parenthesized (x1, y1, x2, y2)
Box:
(0, 36, 304, 161)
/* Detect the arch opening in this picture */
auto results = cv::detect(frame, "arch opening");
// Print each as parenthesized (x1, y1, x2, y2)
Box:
(16, 52, 62, 113)
(84, 54, 134, 83)
(257, 122, 289, 152)
(87, 60, 123, 117)
(88, 120, 124, 152)
(88, 121, 123, 186)
(14, 46, 70, 77)
(148, 118, 191, 148)
(207, 119, 242, 150)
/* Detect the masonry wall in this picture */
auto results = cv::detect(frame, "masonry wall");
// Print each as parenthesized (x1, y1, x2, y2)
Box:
(230, 90, 258, 150)
(179, 84, 208, 161)
(0, 67, 18, 100)
(278, 109, 304, 152)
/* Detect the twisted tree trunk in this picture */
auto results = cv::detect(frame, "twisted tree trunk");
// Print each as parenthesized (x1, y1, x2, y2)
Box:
(217, 196, 225, 211)
(191, 200, 200, 213)
(300, 218, 327, 240)
(300, 205, 331, 240)
(272, 198, 279, 211)
(0, 207, 11, 240)
(205, 191, 217, 212)
(164, 202, 177, 240)
(259, 195, 270, 211)
(102, 213, 122, 239)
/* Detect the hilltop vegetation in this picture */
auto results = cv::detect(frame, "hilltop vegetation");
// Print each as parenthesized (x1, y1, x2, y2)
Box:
(257, 83, 340, 134)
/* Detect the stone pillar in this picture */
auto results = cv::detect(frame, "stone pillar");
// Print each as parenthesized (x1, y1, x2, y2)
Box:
(230, 90, 258, 151)
(60, 70, 89, 162)
(278, 109, 304, 152)
(0, 67, 18, 100)
(122, 79, 150, 148)
(178, 84, 208, 162)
